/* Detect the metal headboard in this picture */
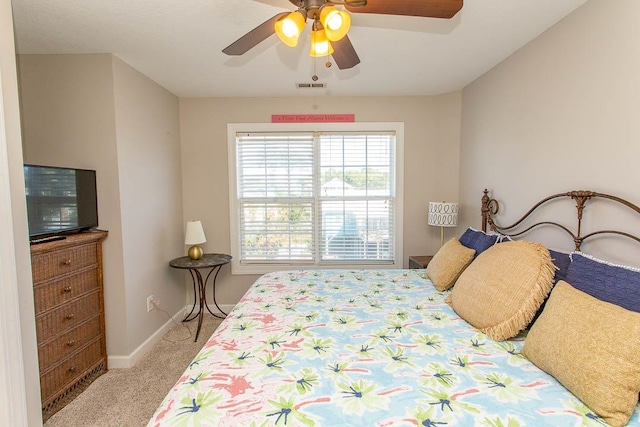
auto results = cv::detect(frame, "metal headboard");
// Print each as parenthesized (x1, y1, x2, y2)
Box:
(481, 189, 640, 251)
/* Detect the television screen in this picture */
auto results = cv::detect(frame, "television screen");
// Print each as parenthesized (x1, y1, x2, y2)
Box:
(24, 164, 98, 240)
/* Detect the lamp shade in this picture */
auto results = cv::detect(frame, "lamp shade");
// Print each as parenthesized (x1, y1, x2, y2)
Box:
(428, 202, 458, 227)
(275, 10, 306, 47)
(309, 28, 334, 57)
(185, 220, 206, 245)
(320, 6, 351, 42)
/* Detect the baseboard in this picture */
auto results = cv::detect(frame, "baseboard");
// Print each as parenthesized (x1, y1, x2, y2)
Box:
(106, 303, 234, 369)
(107, 307, 185, 369)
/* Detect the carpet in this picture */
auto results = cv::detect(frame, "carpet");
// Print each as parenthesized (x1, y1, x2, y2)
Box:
(44, 315, 222, 427)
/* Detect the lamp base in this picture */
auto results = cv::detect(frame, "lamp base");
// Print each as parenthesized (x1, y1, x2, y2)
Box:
(188, 245, 203, 260)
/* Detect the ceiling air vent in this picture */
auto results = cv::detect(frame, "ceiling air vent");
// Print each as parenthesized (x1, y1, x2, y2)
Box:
(296, 82, 327, 89)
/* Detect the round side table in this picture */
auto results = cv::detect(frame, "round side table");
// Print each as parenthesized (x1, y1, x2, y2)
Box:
(169, 253, 232, 342)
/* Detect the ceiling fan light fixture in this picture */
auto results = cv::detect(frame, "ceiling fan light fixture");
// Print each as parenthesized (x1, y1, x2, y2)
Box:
(309, 28, 334, 57)
(320, 6, 351, 42)
(275, 10, 306, 47)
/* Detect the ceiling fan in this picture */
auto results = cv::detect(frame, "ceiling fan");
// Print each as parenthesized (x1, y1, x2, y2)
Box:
(222, 0, 463, 70)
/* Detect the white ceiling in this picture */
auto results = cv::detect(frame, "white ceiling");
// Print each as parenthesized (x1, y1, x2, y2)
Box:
(11, 0, 588, 98)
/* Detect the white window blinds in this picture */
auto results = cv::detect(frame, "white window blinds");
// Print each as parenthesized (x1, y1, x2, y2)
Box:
(237, 133, 315, 261)
(234, 130, 397, 265)
(318, 132, 395, 262)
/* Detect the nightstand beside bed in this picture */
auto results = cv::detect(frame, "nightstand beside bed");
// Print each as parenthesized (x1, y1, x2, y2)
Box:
(408, 255, 434, 269)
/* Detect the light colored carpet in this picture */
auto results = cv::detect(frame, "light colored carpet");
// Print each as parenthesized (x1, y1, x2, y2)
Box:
(44, 315, 223, 427)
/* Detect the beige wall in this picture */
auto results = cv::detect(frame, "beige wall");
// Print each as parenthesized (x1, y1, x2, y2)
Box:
(11, 1, 638, 418)
(111, 56, 184, 349)
(459, 0, 640, 264)
(18, 54, 183, 360)
(18, 54, 129, 356)
(1, 0, 42, 424)
(179, 94, 462, 303)
(17, 54, 464, 365)
(11, 0, 639, 418)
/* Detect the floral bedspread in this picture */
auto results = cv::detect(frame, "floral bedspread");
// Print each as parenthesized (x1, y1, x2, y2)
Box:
(148, 270, 640, 427)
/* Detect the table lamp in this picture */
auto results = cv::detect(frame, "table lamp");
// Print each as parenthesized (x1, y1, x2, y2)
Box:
(428, 202, 459, 246)
(185, 220, 206, 260)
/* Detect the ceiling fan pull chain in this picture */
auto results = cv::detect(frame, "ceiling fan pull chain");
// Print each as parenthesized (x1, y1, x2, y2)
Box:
(312, 53, 319, 81)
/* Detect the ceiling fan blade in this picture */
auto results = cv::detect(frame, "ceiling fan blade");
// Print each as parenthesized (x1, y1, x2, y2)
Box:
(331, 35, 360, 70)
(345, 0, 463, 19)
(222, 12, 289, 56)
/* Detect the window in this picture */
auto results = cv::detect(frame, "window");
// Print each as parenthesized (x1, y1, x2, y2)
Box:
(228, 122, 404, 274)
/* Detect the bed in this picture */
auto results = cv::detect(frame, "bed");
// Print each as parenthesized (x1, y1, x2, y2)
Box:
(148, 189, 640, 427)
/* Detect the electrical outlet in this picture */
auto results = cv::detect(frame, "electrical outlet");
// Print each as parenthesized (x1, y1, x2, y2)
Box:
(147, 295, 155, 312)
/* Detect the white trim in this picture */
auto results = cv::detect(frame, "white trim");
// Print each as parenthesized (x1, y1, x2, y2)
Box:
(0, 67, 30, 427)
(570, 251, 640, 272)
(108, 307, 185, 368)
(227, 122, 404, 275)
(107, 304, 234, 368)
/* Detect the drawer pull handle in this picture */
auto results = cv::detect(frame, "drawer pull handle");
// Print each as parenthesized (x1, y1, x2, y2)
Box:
(63, 286, 73, 293)
(68, 366, 77, 373)
(67, 340, 76, 347)
(62, 259, 72, 266)
(65, 314, 75, 320)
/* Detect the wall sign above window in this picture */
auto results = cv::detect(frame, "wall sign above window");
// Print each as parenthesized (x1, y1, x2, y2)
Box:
(272, 114, 355, 123)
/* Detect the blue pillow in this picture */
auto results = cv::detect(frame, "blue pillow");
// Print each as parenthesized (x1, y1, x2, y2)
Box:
(527, 248, 572, 328)
(458, 227, 499, 255)
(548, 249, 571, 284)
(565, 252, 640, 313)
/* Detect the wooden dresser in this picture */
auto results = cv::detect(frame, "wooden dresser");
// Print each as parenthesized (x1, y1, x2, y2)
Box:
(30, 230, 108, 419)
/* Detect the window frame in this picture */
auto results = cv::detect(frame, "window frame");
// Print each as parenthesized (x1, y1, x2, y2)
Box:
(227, 122, 404, 275)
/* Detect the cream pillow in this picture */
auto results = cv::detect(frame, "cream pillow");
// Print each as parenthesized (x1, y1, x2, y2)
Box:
(522, 281, 640, 427)
(448, 240, 555, 341)
(426, 238, 475, 291)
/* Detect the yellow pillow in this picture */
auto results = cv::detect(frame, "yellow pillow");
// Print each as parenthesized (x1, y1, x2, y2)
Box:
(522, 281, 640, 427)
(448, 240, 555, 341)
(426, 238, 475, 291)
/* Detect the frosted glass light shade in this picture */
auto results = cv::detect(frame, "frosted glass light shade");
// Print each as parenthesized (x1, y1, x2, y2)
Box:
(309, 29, 334, 57)
(320, 6, 351, 42)
(275, 11, 306, 47)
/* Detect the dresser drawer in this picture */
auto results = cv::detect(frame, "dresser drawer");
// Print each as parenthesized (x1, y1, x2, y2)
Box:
(33, 268, 99, 314)
(38, 316, 102, 373)
(36, 291, 101, 343)
(31, 243, 98, 284)
(39, 338, 104, 403)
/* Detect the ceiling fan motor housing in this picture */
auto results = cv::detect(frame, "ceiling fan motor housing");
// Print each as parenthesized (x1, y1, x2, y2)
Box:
(289, 0, 351, 19)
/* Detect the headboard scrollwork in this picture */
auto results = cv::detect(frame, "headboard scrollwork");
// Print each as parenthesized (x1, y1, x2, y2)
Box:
(481, 189, 640, 251)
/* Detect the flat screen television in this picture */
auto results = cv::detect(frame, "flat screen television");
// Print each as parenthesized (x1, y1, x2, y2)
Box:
(24, 164, 99, 243)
